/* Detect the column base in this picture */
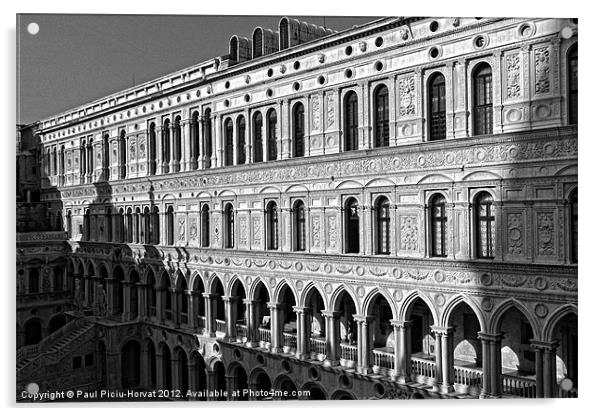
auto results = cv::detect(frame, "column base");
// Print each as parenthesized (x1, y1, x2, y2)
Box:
(245, 341, 259, 348)
(271, 346, 283, 354)
(323, 359, 340, 367)
(295, 352, 310, 360)
(438, 383, 455, 394)
(357, 366, 373, 375)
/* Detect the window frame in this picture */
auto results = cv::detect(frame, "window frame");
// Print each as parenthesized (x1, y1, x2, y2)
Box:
(474, 192, 495, 259)
(429, 194, 448, 257)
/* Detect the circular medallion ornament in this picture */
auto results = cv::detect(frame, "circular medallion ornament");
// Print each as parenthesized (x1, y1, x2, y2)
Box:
(434, 270, 446, 283)
(224, 257, 230, 266)
(393, 290, 403, 302)
(269, 277, 277, 288)
(481, 297, 494, 312)
(434, 293, 446, 307)
(246, 275, 252, 285)
(418, 155, 426, 166)
(295, 280, 304, 291)
(392, 268, 402, 279)
(325, 283, 333, 294)
(295, 262, 303, 272)
(534, 303, 549, 318)
(324, 264, 333, 274)
(356, 265, 365, 276)
(268, 260, 277, 270)
(244, 258, 252, 267)
(534, 276, 548, 291)
(480, 273, 493, 286)
(356, 286, 365, 297)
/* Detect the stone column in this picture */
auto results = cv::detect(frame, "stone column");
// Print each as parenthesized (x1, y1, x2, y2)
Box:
(212, 115, 219, 168)
(155, 352, 165, 390)
(203, 293, 217, 337)
(354, 314, 373, 374)
(268, 302, 282, 353)
(294, 306, 310, 359)
(432, 326, 455, 393)
(171, 357, 179, 391)
(122, 281, 132, 321)
(137, 282, 146, 319)
(531, 340, 558, 398)
(431, 327, 443, 389)
(225, 375, 237, 401)
(222, 295, 237, 341)
(105, 277, 117, 316)
(187, 362, 197, 398)
(188, 290, 199, 329)
(391, 320, 412, 382)
(478, 332, 503, 397)
(244, 300, 259, 347)
(322, 310, 340, 366)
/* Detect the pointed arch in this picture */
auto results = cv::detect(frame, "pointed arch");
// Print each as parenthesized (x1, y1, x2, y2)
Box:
(227, 275, 247, 298)
(542, 304, 578, 342)
(490, 298, 541, 340)
(329, 284, 360, 312)
(274, 280, 299, 305)
(440, 294, 487, 333)
(299, 282, 327, 308)
(362, 288, 398, 320)
(249, 277, 271, 302)
(399, 290, 440, 325)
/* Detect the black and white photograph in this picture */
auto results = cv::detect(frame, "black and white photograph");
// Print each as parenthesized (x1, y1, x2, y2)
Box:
(12, 3, 581, 407)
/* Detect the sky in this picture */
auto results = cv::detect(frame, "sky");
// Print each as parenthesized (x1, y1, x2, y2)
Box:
(16, 14, 379, 125)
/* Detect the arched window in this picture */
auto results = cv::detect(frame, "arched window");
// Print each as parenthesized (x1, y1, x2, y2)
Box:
(428, 73, 446, 141)
(266, 201, 279, 250)
(473, 63, 493, 135)
(173, 116, 182, 172)
(224, 118, 234, 166)
(29, 269, 39, 293)
(166, 206, 175, 246)
(344, 198, 360, 254)
(149, 123, 157, 175)
(105, 208, 112, 242)
(374, 197, 390, 255)
(292, 103, 305, 158)
(237, 116, 246, 164)
(52, 147, 57, 176)
(119, 130, 127, 179)
(253, 112, 263, 163)
(267, 109, 278, 161)
(374, 85, 389, 148)
(430, 194, 447, 257)
(86, 140, 94, 180)
(190, 111, 200, 168)
(118, 208, 125, 243)
(201, 204, 210, 248)
(344, 91, 359, 151)
(204, 109, 213, 164)
(66, 210, 72, 238)
(134, 208, 141, 243)
(279, 18, 289, 49)
(253, 28, 263, 59)
(162, 119, 171, 170)
(143, 207, 150, 244)
(80, 142, 86, 177)
(570, 189, 578, 263)
(224, 203, 235, 249)
(568, 45, 578, 125)
(56, 210, 63, 231)
(474, 192, 495, 258)
(292, 200, 306, 251)
(84, 209, 91, 241)
(152, 206, 160, 244)
(102, 134, 110, 180)
(126, 208, 133, 243)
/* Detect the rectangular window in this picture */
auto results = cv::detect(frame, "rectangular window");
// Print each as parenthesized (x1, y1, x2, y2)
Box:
(85, 353, 94, 367)
(73, 356, 82, 369)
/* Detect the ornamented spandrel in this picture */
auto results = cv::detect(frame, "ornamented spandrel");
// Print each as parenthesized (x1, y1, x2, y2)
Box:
(534, 47, 551, 95)
(537, 212, 555, 256)
(506, 53, 521, 99)
(399, 76, 416, 117)
(507, 213, 524, 255)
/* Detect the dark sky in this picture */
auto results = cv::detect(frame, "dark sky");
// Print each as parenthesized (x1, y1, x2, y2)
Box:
(16, 14, 380, 125)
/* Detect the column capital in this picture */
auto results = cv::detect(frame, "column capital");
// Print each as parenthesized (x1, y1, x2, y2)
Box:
(221, 295, 238, 303)
(202, 292, 219, 300)
(293, 306, 310, 314)
(243, 299, 260, 306)
(267, 302, 281, 310)
(431, 325, 455, 336)
(477, 331, 504, 342)
(530, 339, 559, 352)
(183, 289, 194, 296)
(352, 314, 374, 323)
(390, 319, 412, 329)
(321, 310, 341, 319)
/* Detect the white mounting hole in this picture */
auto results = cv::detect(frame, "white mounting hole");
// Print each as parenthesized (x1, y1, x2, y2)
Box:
(27, 22, 40, 35)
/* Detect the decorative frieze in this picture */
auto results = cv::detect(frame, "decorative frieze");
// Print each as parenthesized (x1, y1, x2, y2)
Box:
(507, 213, 524, 256)
(536, 211, 555, 256)
(311, 215, 321, 248)
(398, 76, 416, 117)
(506, 53, 521, 99)
(398, 215, 418, 251)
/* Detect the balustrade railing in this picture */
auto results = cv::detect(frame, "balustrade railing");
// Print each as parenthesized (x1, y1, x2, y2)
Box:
(502, 374, 536, 398)
(411, 356, 437, 380)
(373, 348, 395, 370)
(340, 343, 358, 363)
(236, 323, 248, 340)
(310, 336, 327, 357)
(454, 366, 483, 390)
(215, 319, 227, 334)
(258, 328, 271, 345)
(283, 332, 297, 351)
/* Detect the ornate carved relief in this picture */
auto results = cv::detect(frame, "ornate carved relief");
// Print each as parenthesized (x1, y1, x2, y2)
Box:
(399, 215, 418, 251)
(399, 76, 416, 117)
(506, 53, 521, 99)
(327, 215, 337, 249)
(507, 213, 524, 256)
(311, 96, 321, 131)
(311, 215, 321, 248)
(326, 93, 335, 128)
(189, 217, 198, 241)
(178, 217, 186, 242)
(252, 216, 261, 246)
(239, 215, 248, 246)
(537, 212, 555, 255)
(534, 47, 551, 95)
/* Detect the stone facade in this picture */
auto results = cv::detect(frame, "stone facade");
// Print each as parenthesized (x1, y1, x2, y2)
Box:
(17, 16, 578, 401)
